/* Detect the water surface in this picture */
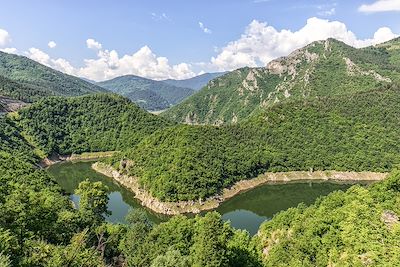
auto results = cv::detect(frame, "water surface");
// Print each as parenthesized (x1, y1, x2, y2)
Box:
(48, 161, 360, 235)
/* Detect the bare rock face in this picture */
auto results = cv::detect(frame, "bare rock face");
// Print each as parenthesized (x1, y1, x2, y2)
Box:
(381, 210, 399, 229)
(0, 96, 27, 113)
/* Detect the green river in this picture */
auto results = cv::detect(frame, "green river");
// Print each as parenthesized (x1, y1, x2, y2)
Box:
(47, 161, 362, 235)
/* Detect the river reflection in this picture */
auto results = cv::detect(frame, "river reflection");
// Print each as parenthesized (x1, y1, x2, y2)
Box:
(48, 161, 365, 235)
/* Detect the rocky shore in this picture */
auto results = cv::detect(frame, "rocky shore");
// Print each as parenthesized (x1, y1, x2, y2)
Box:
(40, 151, 117, 168)
(92, 162, 388, 215)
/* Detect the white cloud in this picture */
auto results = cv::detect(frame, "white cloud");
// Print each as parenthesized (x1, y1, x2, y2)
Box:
(0, 47, 18, 54)
(86, 38, 102, 50)
(317, 7, 336, 16)
(25, 47, 75, 75)
(199, 22, 212, 34)
(78, 45, 195, 81)
(0, 28, 11, 46)
(151, 12, 170, 21)
(210, 17, 398, 71)
(359, 0, 400, 13)
(4, 18, 398, 82)
(48, 41, 57, 48)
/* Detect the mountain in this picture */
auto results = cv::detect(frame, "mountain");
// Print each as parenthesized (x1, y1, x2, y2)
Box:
(17, 94, 172, 156)
(163, 38, 400, 125)
(162, 72, 227, 91)
(109, 84, 400, 201)
(97, 75, 195, 111)
(0, 51, 107, 102)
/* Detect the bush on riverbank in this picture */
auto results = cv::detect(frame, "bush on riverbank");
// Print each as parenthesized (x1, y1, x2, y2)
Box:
(257, 170, 400, 266)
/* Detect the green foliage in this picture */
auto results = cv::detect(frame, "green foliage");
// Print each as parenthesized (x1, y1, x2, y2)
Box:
(0, 51, 106, 102)
(75, 180, 110, 225)
(249, 84, 400, 172)
(257, 170, 400, 266)
(121, 211, 260, 267)
(17, 94, 171, 155)
(110, 84, 400, 201)
(98, 75, 195, 111)
(110, 124, 272, 201)
(151, 249, 191, 267)
(0, 117, 38, 162)
(164, 39, 399, 124)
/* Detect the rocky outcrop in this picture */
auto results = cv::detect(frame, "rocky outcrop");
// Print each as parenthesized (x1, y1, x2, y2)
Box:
(0, 96, 27, 113)
(40, 151, 116, 168)
(92, 162, 388, 215)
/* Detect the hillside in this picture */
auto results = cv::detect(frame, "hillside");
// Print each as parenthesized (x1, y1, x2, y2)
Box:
(162, 72, 227, 90)
(107, 84, 400, 201)
(163, 38, 400, 125)
(98, 75, 195, 111)
(17, 94, 172, 156)
(0, 51, 107, 102)
(257, 171, 400, 266)
(0, 96, 27, 114)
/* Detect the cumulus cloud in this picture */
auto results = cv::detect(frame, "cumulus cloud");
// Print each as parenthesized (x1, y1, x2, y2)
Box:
(359, 0, 400, 13)
(199, 22, 212, 34)
(0, 47, 18, 54)
(48, 41, 57, 48)
(25, 47, 75, 75)
(86, 38, 102, 50)
(210, 17, 398, 71)
(5, 17, 398, 81)
(78, 45, 195, 81)
(0, 28, 11, 46)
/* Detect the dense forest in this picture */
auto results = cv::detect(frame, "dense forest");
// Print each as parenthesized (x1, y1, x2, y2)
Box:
(0, 36, 399, 266)
(106, 125, 272, 201)
(258, 170, 400, 266)
(0, 51, 106, 102)
(98, 75, 195, 111)
(164, 38, 400, 125)
(107, 84, 400, 201)
(17, 94, 172, 156)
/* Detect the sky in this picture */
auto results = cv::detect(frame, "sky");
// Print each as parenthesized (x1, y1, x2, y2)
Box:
(0, 0, 399, 81)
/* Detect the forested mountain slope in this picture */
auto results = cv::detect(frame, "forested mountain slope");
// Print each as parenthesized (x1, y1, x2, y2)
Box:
(98, 75, 195, 111)
(164, 38, 400, 125)
(162, 72, 227, 91)
(17, 94, 172, 156)
(0, 51, 107, 102)
(108, 84, 400, 201)
(257, 170, 400, 266)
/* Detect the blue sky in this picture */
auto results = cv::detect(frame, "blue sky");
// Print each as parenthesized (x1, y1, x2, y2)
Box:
(0, 0, 399, 81)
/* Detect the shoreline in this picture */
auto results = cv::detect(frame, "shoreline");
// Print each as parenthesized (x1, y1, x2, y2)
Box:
(40, 151, 117, 168)
(92, 162, 388, 215)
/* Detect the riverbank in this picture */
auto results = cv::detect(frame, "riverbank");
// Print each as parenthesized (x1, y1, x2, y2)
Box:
(40, 151, 117, 168)
(92, 162, 388, 215)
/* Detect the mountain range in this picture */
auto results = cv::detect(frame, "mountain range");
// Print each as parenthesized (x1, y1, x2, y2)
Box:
(162, 72, 227, 91)
(163, 37, 400, 125)
(0, 51, 106, 102)
(97, 73, 224, 111)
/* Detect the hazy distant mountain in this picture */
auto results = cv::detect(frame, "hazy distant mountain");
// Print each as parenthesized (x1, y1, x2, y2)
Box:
(163, 72, 227, 91)
(97, 75, 195, 111)
(164, 38, 400, 125)
(0, 51, 107, 102)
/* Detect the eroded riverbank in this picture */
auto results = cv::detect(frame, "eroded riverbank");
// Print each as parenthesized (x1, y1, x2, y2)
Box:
(40, 151, 117, 167)
(92, 162, 388, 215)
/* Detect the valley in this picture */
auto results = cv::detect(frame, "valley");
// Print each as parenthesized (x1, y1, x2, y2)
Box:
(0, 34, 399, 266)
(47, 160, 359, 235)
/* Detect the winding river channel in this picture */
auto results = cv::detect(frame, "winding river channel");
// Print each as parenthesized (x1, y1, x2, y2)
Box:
(47, 160, 364, 235)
